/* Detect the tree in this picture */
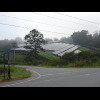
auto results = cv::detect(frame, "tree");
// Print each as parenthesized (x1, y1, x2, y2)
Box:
(71, 30, 92, 45)
(15, 37, 23, 44)
(92, 31, 100, 48)
(60, 37, 73, 43)
(54, 38, 59, 41)
(45, 38, 53, 44)
(0, 39, 18, 51)
(24, 29, 45, 59)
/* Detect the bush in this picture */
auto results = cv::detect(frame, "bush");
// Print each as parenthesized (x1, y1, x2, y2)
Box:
(61, 51, 100, 67)
(0, 65, 15, 75)
(45, 59, 68, 66)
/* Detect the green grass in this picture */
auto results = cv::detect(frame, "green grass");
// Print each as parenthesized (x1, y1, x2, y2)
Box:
(9, 50, 59, 65)
(0, 65, 31, 82)
(39, 50, 59, 61)
(10, 53, 27, 65)
(78, 47, 90, 51)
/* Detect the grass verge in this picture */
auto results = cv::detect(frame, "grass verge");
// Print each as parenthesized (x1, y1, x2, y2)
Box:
(0, 65, 32, 83)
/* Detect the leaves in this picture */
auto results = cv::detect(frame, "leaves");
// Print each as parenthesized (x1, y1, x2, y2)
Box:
(24, 29, 45, 59)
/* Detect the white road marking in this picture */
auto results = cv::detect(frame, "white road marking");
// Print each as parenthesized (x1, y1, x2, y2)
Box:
(1, 68, 97, 87)
(1, 71, 71, 87)
(1, 70, 42, 87)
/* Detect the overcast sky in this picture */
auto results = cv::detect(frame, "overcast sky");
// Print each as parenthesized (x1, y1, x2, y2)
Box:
(0, 12, 100, 40)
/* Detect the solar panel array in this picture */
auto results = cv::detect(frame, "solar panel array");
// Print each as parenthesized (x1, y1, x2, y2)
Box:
(58, 45, 80, 56)
(15, 43, 80, 57)
(53, 44, 74, 54)
(41, 43, 69, 51)
(42, 43, 80, 56)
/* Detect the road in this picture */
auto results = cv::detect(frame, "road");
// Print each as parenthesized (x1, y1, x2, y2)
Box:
(0, 66, 100, 87)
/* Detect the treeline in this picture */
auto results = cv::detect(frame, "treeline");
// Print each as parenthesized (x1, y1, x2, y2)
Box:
(71, 30, 100, 48)
(45, 37, 73, 44)
(0, 37, 23, 51)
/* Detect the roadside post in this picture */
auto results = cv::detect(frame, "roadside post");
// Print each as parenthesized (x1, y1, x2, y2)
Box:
(3, 54, 5, 80)
(2, 50, 14, 80)
(2, 50, 8, 80)
(7, 51, 10, 79)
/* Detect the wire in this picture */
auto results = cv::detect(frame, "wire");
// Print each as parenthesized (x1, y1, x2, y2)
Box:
(0, 14, 78, 31)
(0, 22, 71, 35)
(32, 12, 100, 29)
(55, 12, 100, 26)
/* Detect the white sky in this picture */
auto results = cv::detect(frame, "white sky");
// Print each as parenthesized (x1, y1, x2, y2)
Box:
(0, 12, 100, 40)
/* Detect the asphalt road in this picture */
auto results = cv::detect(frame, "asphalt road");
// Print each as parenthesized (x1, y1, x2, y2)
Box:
(1, 66, 100, 87)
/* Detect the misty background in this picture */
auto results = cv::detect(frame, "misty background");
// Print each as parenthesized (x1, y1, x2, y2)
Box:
(0, 12, 100, 40)
(1, 12, 100, 51)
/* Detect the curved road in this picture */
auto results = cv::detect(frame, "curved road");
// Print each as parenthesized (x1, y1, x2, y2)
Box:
(1, 65, 100, 87)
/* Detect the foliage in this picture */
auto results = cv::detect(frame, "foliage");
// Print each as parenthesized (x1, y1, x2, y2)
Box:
(71, 30, 93, 45)
(24, 29, 45, 59)
(41, 51, 100, 67)
(60, 36, 73, 43)
(71, 30, 100, 49)
(0, 39, 18, 51)
(61, 51, 100, 67)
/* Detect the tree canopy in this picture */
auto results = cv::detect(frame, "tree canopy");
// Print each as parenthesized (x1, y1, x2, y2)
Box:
(71, 30, 100, 48)
(24, 29, 45, 59)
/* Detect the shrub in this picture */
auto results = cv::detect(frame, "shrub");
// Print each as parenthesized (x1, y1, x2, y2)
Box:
(61, 51, 100, 67)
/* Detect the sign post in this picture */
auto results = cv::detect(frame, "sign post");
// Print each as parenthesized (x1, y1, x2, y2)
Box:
(7, 51, 11, 80)
(3, 54, 5, 80)
(2, 50, 13, 80)
(2, 51, 8, 80)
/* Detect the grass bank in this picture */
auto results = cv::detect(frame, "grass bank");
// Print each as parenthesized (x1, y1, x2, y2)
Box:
(0, 65, 32, 82)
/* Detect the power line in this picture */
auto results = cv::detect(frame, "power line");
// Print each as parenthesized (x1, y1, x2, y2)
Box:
(0, 22, 71, 35)
(55, 12, 100, 26)
(0, 14, 77, 31)
(32, 12, 100, 29)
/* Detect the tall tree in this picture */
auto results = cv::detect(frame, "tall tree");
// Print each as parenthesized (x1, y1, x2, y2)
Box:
(71, 30, 92, 45)
(92, 31, 100, 48)
(24, 29, 45, 59)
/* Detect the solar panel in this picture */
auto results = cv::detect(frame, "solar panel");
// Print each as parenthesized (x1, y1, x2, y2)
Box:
(16, 43, 80, 57)
(53, 44, 74, 54)
(58, 46, 80, 56)
(42, 43, 69, 51)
